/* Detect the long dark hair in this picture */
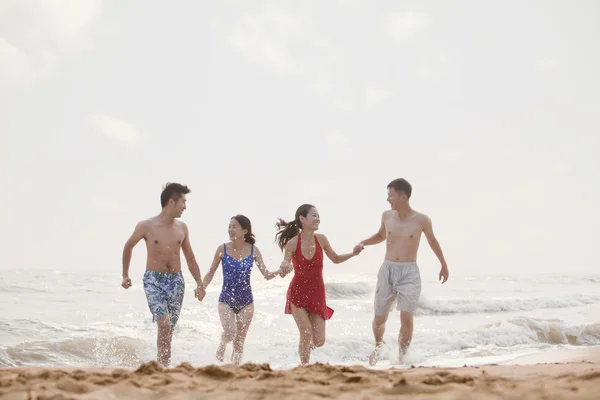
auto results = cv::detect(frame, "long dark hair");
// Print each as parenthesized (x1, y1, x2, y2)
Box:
(274, 204, 315, 251)
(231, 214, 256, 245)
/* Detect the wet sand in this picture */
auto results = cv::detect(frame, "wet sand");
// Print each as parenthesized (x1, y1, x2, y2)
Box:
(1, 347, 599, 399)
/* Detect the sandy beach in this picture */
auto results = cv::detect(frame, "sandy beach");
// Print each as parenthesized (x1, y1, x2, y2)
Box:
(1, 347, 599, 400)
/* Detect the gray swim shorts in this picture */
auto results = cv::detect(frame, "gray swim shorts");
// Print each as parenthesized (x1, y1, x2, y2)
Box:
(374, 260, 421, 315)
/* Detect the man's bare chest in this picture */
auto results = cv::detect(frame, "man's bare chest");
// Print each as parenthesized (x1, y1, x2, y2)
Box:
(384, 218, 422, 241)
(144, 226, 185, 250)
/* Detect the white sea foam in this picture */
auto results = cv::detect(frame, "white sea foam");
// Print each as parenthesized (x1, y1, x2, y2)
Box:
(1, 269, 599, 369)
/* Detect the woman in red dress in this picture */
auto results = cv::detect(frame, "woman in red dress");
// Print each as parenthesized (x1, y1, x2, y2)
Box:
(276, 204, 362, 364)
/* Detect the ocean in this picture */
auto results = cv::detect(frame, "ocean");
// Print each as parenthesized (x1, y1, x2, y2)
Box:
(1, 267, 599, 369)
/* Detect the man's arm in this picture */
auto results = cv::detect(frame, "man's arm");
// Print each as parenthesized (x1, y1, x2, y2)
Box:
(181, 223, 206, 299)
(355, 212, 387, 251)
(422, 215, 449, 283)
(318, 234, 361, 264)
(202, 245, 224, 288)
(121, 221, 147, 287)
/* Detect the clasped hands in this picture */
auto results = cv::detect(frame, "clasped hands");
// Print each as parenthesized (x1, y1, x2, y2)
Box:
(279, 261, 293, 277)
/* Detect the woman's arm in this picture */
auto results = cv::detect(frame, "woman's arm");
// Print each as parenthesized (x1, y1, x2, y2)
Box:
(279, 237, 297, 277)
(202, 245, 224, 289)
(318, 234, 361, 264)
(253, 246, 280, 280)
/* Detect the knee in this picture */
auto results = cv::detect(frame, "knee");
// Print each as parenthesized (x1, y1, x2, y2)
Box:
(222, 331, 236, 342)
(233, 331, 247, 343)
(313, 337, 325, 348)
(373, 315, 388, 327)
(157, 315, 172, 331)
(299, 328, 312, 342)
(400, 312, 414, 327)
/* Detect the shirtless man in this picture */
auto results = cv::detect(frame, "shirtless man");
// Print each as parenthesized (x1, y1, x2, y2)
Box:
(354, 178, 449, 366)
(121, 182, 206, 367)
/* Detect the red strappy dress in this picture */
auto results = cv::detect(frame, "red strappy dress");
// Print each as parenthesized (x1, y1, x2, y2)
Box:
(284, 234, 334, 320)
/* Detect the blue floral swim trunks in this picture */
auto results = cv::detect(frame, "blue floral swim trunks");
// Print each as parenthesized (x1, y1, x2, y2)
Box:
(142, 270, 185, 328)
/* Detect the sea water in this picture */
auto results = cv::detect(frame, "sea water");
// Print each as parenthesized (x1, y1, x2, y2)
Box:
(1, 267, 599, 369)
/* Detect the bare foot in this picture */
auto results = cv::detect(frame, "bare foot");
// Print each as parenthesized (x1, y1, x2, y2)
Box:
(368, 342, 385, 366)
(232, 351, 243, 365)
(398, 347, 408, 364)
(216, 342, 226, 362)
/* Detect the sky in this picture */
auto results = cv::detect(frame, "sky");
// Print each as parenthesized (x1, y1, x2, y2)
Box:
(1, 0, 599, 279)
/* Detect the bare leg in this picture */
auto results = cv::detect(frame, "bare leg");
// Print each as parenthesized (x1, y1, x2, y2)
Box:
(156, 314, 173, 367)
(308, 312, 326, 348)
(369, 314, 388, 366)
(216, 302, 236, 362)
(231, 303, 254, 365)
(290, 303, 313, 364)
(398, 311, 414, 361)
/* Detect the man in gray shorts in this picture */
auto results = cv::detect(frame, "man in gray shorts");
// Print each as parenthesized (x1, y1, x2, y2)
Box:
(355, 178, 449, 365)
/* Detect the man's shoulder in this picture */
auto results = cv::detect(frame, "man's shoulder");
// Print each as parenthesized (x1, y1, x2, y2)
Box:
(136, 218, 154, 228)
(174, 220, 189, 234)
(412, 209, 428, 217)
(382, 210, 393, 217)
(412, 210, 431, 224)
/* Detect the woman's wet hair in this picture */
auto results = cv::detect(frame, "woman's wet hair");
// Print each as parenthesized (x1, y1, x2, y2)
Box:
(274, 204, 315, 251)
(231, 214, 256, 244)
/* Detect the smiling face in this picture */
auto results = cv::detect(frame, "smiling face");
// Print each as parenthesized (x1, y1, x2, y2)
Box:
(299, 207, 320, 231)
(171, 195, 187, 218)
(228, 217, 247, 241)
(387, 187, 407, 210)
(160, 182, 191, 218)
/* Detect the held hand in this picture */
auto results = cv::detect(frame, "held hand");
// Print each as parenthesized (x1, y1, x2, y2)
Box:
(195, 284, 206, 301)
(279, 261, 293, 276)
(439, 265, 449, 284)
(266, 269, 280, 280)
(353, 243, 364, 255)
(121, 276, 132, 289)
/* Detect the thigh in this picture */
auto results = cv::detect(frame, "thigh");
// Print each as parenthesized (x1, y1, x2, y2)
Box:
(143, 272, 168, 321)
(374, 264, 396, 316)
(166, 274, 186, 327)
(235, 303, 255, 337)
(218, 302, 237, 335)
(290, 303, 313, 337)
(395, 266, 422, 314)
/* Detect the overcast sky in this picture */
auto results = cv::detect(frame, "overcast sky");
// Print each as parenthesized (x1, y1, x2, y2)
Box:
(1, 0, 599, 279)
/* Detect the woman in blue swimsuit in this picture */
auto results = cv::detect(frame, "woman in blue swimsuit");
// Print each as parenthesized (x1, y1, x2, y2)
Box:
(202, 214, 280, 364)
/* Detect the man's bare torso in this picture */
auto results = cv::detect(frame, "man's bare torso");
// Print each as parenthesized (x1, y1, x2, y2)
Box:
(141, 217, 186, 273)
(383, 210, 427, 262)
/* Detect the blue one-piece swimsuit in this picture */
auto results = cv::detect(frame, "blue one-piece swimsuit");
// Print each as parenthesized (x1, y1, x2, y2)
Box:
(218, 244, 254, 313)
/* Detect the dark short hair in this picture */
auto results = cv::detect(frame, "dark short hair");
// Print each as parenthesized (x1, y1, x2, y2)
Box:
(387, 178, 412, 199)
(160, 182, 191, 207)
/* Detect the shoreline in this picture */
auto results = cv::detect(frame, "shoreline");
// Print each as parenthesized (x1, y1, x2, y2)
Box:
(503, 346, 600, 365)
(1, 347, 599, 399)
